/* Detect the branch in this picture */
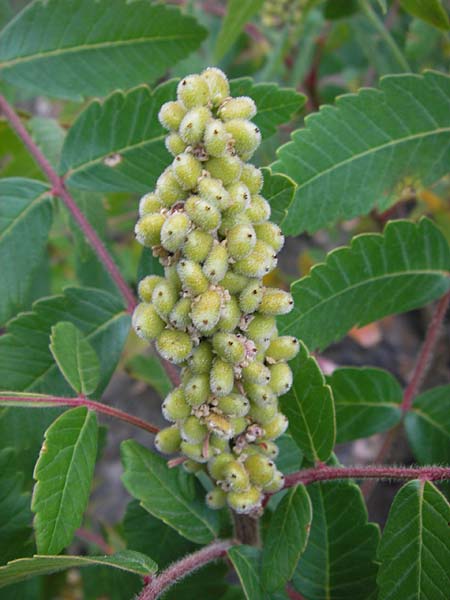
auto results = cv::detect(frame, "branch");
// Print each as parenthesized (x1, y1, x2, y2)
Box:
(0, 394, 159, 435)
(0, 93, 136, 314)
(75, 527, 114, 555)
(401, 290, 450, 411)
(137, 540, 234, 600)
(283, 465, 450, 489)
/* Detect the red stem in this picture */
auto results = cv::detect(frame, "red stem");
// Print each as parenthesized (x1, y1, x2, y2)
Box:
(283, 465, 450, 489)
(75, 528, 114, 555)
(401, 291, 450, 412)
(0, 93, 136, 315)
(137, 540, 233, 600)
(0, 394, 160, 434)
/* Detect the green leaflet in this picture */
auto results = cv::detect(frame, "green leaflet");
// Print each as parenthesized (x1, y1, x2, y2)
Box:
(260, 168, 296, 232)
(405, 384, 450, 464)
(377, 480, 450, 600)
(280, 342, 335, 463)
(293, 480, 380, 600)
(0, 287, 130, 397)
(400, 0, 450, 31)
(121, 440, 219, 545)
(50, 322, 100, 396)
(228, 546, 289, 600)
(328, 367, 403, 442)
(261, 485, 312, 591)
(214, 0, 265, 61)
(0, 0, 206, 100)
(279, 218, 450, 350)
(0, 178, 52, 326)
(274, 72, 450, 234)
(0, 550, 157, 588)
(32, 407, 98, 555)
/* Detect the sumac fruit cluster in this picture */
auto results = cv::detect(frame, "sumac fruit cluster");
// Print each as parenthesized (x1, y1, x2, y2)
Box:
(133, 67, 299, 515)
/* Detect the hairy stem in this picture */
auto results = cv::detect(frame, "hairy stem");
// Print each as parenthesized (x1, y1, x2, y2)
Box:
(0, 394, 160, 434)
(402, 290, 450, 411)
(137, 540, 233, 600)
(283, 465, 450, 489)
(359, 0, 411, 72)
(0, 93, 136, 314)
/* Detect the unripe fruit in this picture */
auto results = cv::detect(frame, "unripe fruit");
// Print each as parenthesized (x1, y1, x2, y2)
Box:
(245, 453, 276, 486)
(220, 270, 249, 294)
(254, 222, 284, 251)
(181, 441, 209, 463)
(260, 288, 294, 316)
(173, 153, 202, 190)
(217, 393, 250, 417)
(233, 240, 276, 278)
(156, 329, 192, 364)
(132, 303, 165, 340)
(159, 101, 187, 131)
(164, 264, 182, 292)
(184, 374, 210, 407)
(208, 452, 235, 480)
(191, 288, 222, 333)
(246, 314, 277, 348)
(162, 387, 191, 421)
(204, 119, 230, 157)
(206, 154, 242, 186)
(202, 67, 230, 106)
(245, 194, 271, 223)
(229, 416, 247, 435)
(210, 434, 229, 453)
(205, 413, 234, 439)
(181, 415, 208, 443)
(226, 224, 256, 260)
(160, 212, 191, 253)
(263, 413, 289, 440)
(179, 106, 211, 145)
(223, 460, 250, 491)
(242, 360, 271, 385)
(198, 177, 231, 210)
(239, 280, 263, 313)
(218, 96, 257, 121)
(203, 242, 228, 283)
(266, 336, 300, 362)
(226, 182, 251, 213)
(185, 196, 221, 232)
(138, 275, 164, 303)
(256, 441, 279, 459)
(139, 192, 162, 216)
(213, 333, 246, 364)
(245, 383, 276, 406)
(169, 297, 192, 330)
(206, 487, 227, 509)
(155, 426, 182, 454)
(210, 357, 234, 396)
(156, 168, 186, 207)
(177, 74, 210, 109)
(227, 487, 262, 514)
(218, 210, 251, 238)
(135, 213, 165, 247)
(240, 164, 263, 194)
(183, 228, 213, 262)
(177, 259, 209, 295)
(263, 469, 285, 493)
(225, 119, 261, 158)
(217, 296, 241, 332)
(152, 280, 178, 319)
(183, 459, 204, 474)
(165, 132, 187, 156)
(248, 400, 278, 425)
(269, 362, 293, 395)
(188, 341, 213, 374)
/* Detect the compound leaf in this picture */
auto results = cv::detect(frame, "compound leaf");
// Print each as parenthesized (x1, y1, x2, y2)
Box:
(280, 219, 450, 350)
(0, 178, 52, 326)
(274, 72, 450, 234)
(405, 384, 450, 464)
(328, 367, 403, 442)
(32, 407, 98, 555)
(377, 480, 450, 600)
(0, 550, 157, 588)
(121, 440, 219, 545)
(0, 0, 206, 100)
(281, 342, 335, 463)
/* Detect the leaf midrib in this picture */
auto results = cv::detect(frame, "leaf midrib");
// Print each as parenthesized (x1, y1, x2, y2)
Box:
(0, 190, 50, 243)
(288, 269, 450, 331)
(411, 408, 450, 438)
(0, 31, 202, 69)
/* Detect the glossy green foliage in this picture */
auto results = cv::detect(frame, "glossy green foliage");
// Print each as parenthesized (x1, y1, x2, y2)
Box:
(274, 72, 450, 234)
(280, 219, 450, 350)
(0, 0, 206, 99)
(377, 480, 450, 600)
(32, 407, 98, 555)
